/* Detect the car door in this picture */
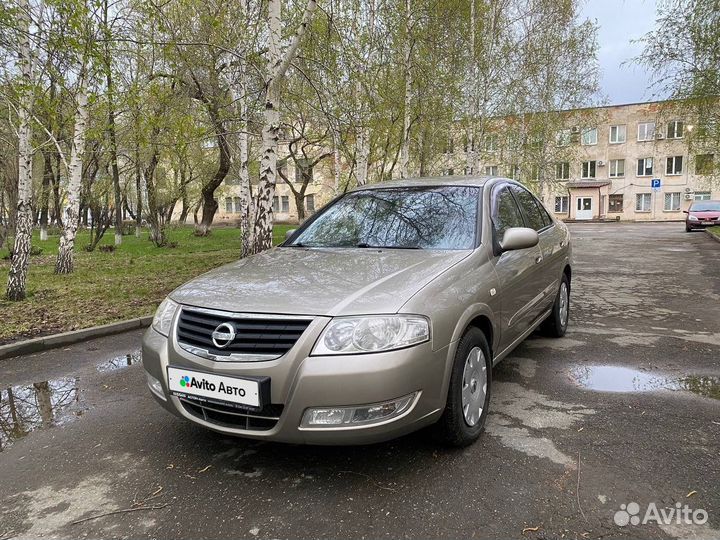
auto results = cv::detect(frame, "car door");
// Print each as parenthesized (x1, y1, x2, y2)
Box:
(509, 184, 560, 316)
(490, 184, 545, 349)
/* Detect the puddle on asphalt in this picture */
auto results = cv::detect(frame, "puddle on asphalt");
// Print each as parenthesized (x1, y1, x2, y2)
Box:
(0, 377, 83, 451)
(571, 366, 720, 400)
(96, 352, 141, 372)
(0, 350, 142, 451)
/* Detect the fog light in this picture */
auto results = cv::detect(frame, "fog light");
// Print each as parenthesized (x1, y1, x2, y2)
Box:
(300, 393, 418, 428)
(146, 372, 166, 401)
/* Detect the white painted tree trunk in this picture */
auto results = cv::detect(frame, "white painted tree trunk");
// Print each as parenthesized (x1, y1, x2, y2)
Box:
(6, 0, 34, 301)
(252, 0, 317, 254)
(55, 81, 88, 274)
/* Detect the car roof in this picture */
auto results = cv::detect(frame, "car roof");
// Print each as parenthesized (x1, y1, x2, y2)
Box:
(349, 175, 499, 191)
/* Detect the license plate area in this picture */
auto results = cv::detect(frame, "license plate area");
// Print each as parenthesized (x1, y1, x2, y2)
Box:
(167, 366, 270, 411)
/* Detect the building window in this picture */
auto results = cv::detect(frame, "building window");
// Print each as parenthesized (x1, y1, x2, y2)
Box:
(608, 194, 624, 212)
(556, 162, 570, 180)
(609, 125, 626, 144)
(666, 155, 683, 175)
(581, 160, 596, 179)
(483, 135, 498, 152)
(694, 191, 711, 201)
(484, 165, 498, 176)
(636, 193, 652, 212)
(233, 197, 242, 213)
(272, 196, 279, 213)
(581, 127, 598, 146)
(295, 159, 313, 184)
(695, 154, 714, 175)
(509, 164, 520, 180)
(638, 122, 656, 141)
(225, 197, 233, 213)
(664, 192, 681, 211)
(667, 120, 684, 139)
(609, 159, 625, 178)
(305, 194, 315, 213)
(637, 157, 653, 176)
(281, 196, 290, 213)
(554, 196, 569, 213)
(556, 129, 571, 147)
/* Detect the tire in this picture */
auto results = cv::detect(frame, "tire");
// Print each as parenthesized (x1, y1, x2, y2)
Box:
(541, 274, 570, 338)
(686, 225, 693, 232)
(434, 327, 492, 447)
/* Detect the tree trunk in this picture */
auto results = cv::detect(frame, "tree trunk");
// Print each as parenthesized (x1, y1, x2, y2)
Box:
(103, 0, 123, 246)
(332, 129, 341, 193)
(194, 97, 231, 236)
(356, 128, 370, 185)
(238, 76, 254, 258)
(55, 80, 88, 274)
(51, 152, 63, 227)
(399, 0, 412, 178)
(39, 149, 52, 241)
(6, 0, 34, 301)
(144, 134, 166, 247)
(251, 0, 317, 253)
(134, 141, 142, 237)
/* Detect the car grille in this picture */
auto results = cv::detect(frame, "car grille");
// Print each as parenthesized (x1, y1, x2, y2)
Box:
(176, 307, 313, 361)
(180, 399, 283, 431)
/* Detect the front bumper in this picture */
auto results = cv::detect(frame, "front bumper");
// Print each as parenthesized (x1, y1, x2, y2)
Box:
(142, 319, 451, 445)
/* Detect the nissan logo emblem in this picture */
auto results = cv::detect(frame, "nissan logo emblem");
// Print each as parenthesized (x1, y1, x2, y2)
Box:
(211, 322, 236, 349)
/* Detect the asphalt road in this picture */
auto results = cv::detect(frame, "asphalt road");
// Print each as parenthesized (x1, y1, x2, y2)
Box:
(1, 223, 719, 540)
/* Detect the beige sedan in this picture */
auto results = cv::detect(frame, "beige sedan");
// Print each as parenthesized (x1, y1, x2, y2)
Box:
(143, 177, 572, 446)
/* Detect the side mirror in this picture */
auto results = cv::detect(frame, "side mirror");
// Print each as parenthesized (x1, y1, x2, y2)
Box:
(500, 227, 539, 252)
(682, 210, 689, 214)
(285, 229, 297, 241)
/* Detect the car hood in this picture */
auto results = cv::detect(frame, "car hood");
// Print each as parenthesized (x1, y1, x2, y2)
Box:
(169, 247, 471, 316)
(690, 210, 720, 218)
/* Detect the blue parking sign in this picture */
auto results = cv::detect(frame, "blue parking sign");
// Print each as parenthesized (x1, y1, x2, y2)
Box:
(651, 178, 661, 190)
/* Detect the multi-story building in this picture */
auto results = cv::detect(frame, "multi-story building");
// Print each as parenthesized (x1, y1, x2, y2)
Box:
(214, 143, 337, 225)
(473, 100, 718, 221)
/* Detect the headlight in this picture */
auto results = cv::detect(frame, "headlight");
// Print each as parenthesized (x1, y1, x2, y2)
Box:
(152, 298, 179, 336)
(312, 315, 430, 355)
(688, 214, 699, 221)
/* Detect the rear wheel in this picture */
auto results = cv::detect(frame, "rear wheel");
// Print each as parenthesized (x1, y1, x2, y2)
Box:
(541, 274, 570, 337)
(434, 328, 492, 447)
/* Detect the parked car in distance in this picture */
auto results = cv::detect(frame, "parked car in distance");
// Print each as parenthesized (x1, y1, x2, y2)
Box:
(685, 200, 720, 232)
(143, 177, 572, 447)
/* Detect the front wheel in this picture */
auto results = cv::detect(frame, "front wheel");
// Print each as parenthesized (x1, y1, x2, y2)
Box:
(541, 274, 570, 337)
(434, 328, 492, 447)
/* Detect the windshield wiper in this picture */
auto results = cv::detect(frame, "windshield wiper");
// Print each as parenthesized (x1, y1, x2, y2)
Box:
(356, 243, 423, 250)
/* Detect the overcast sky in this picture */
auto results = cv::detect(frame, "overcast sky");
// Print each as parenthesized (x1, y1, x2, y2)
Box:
(581, 0, 664, 105)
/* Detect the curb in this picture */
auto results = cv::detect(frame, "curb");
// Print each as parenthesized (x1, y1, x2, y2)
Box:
(705, 229, 720, 244)
(0, 316, 153, 360)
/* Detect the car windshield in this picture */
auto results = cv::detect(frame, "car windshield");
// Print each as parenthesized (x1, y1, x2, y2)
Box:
(287, 186, 480, 250)
(691, 201, 720, 211)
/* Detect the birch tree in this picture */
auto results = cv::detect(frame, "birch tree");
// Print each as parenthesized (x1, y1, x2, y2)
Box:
(250, 0, 318, 253)
(6, 0, 34, 300)
(55, 72, 89, 274)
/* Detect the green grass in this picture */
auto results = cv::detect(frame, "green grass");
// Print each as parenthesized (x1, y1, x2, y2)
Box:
(0, 224, 294, 344)
(708, 226, 720, 240)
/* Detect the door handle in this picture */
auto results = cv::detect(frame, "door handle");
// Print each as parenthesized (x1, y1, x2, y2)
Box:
(535, 255, 543, 264)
